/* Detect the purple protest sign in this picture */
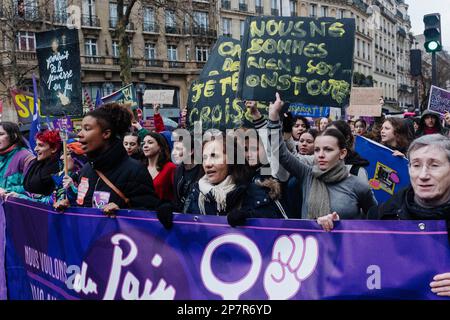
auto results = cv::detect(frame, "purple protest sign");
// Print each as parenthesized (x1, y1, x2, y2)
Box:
(428, 85, 450, 115)
(3, 198, 450, 300)
(52, 116, 73, 132)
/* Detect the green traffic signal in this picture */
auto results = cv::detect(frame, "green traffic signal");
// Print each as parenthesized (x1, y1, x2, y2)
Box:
(423, 13, 442, 53)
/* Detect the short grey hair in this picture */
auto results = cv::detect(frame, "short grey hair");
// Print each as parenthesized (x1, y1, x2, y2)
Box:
(407, 134, 450, 163)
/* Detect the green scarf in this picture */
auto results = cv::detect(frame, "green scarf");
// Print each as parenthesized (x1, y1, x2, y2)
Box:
(307, 160, 349, 219)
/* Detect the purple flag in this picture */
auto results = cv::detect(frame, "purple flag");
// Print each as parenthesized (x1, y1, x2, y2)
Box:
(29, 74, 40, 154)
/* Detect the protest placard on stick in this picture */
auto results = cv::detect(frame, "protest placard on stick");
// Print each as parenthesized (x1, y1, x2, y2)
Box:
(347, 87, 383, 117)
(428, 85, 450, 115)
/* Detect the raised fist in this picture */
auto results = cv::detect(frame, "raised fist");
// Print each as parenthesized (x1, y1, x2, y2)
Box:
(263, 234, 319, 300)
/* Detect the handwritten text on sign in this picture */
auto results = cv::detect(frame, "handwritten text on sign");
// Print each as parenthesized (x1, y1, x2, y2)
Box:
(143, 90, 174, 105)
(188, 37, 267, 130)
(237, 17, 355, 107)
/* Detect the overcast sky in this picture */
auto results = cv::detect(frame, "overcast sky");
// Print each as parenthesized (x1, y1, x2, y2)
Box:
(406, 0, 450, 50)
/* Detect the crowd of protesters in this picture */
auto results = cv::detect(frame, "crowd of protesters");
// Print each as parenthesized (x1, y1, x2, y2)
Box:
(1, 95, 450, 296)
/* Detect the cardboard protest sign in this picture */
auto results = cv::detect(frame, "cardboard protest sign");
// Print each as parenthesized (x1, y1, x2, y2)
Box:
(347, 87, 383, 117)
(237, 17, 355, 106)
(199, 36, 241, 78)
(101, 84, 138, 110)
(289, 103, 330, 118)
(35, 28, 82, 117)
(143, 90, 175, 105)
(10, 89, 42, 124)
(428, 85, 450, 115)
(354, 136, 410, 204)
(187, 37, 266, 131)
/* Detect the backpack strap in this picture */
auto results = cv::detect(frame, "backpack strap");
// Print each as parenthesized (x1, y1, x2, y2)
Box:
(95, 170, 130, 206)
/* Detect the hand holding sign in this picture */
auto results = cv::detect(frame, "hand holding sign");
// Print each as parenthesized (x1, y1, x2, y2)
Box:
(445, 111, 450, 126)
(153, 103, 160, 114)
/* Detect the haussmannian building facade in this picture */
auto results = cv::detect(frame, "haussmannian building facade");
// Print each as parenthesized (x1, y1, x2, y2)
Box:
(0, 0, 416, 122)
(0, 0, 218, 122)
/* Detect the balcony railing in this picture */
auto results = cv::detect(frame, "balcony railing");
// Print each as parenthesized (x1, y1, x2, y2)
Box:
(221, 0, 231, 10)
(165, 25, 184, 35)
(109, 18, 134, 30)
(82, 55, 105, 64)
(112, 57, 140, 67)
(239, 3, 248, 12)
(146, 59, 164, 67)
(21, 8, 41, 21)
(271, 8, 279, 16)
(143, 22, 159, 33)
(256, 6, 263, 14)
(82, 14, 100, 27)
(16, 51, 37, 61)
(168, 60, 186, 68)
(192, 27, 216, 37)
(53, 12, 68, 24)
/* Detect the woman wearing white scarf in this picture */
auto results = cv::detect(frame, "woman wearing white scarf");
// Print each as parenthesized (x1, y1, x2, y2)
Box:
(181, 131, 287, 225)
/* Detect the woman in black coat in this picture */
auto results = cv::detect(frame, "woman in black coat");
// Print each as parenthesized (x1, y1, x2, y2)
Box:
(56, 103, 160, 214)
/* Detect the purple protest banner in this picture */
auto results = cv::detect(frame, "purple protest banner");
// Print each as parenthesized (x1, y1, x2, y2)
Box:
(3, 198, 450, 300)
(0, 200, 6, 300)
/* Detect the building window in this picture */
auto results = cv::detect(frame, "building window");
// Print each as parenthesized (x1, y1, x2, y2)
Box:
(17, 31, 35, 51)
(193, 11, 208, 29)
(54, 0, 68, 22)
(196, 46, 209, 62)
(145, 43, 156, 60)
(271, 0, 279, 15)
(112, 41, 132, 57)
(290, 1, 297, 16)
(143, 7, 155, 32)
(165, 10, 176, 28)
(167, 45, 177, 61)
(309, 4, 317, 17)
(109, 2, 117, 27)
(337, 9, 345, 19)
(256, 0, 263, 14)
(222, 18, 231, 36)
(112, 41, 119, 57)
(84, 38, 97, 56)
(240, 20, 245, 39)
(83, 0, 96, 16)
(20, 0, 38, 20)
(320, 6, 328, 17)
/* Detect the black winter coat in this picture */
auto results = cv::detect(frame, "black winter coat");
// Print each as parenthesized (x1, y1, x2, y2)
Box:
(172, 163, 203, 212)
(23, 157, 60, 196)
(368, 186, 450, 221)
(77, 139, 160, 210)
(185, 174, 286, 219)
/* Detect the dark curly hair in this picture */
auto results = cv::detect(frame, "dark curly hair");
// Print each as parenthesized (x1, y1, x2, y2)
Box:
(86, 102, 132, 140)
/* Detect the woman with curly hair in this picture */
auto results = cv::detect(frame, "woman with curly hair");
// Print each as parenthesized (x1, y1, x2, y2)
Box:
(142, 131, 176, 202)
(55, 102, 160, 215)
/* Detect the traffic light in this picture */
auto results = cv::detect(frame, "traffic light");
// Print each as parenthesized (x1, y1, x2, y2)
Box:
(423, 13, 442, 53)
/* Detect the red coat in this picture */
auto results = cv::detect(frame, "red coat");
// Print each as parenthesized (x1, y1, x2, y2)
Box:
(153, 161, 176, 201)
